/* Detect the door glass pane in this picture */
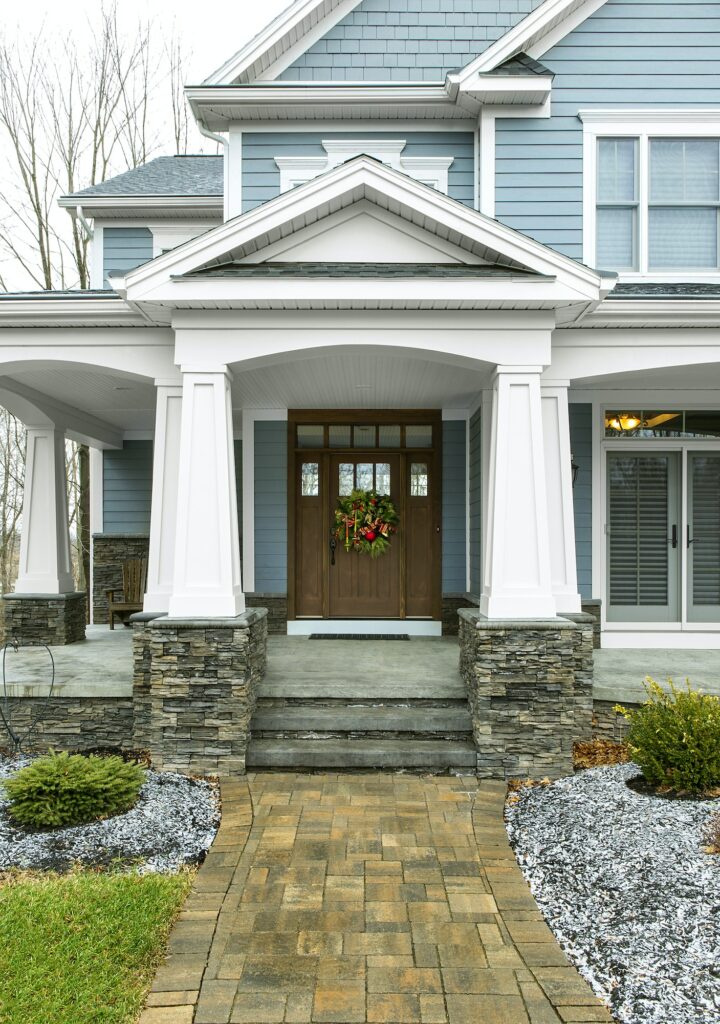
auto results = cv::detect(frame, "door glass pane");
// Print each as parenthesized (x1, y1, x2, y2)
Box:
(690, 455, 720, 613)
(649, 208, 717, 269)
(297, 424, 324, 448)
(598, 138, 637, 202)
(338, 463, 354, 496)
(608, 455, 670, 609)
(375, 463, 391, 495)
(301, 463, 319, 496)
(596, 207, 636, 270)
(353, 425, 376, 448)
(356, 463, 373, 490)
(329, 425, 351, 448)
(406, 425, 433, 448)
(379, 425, 401, 448)
(410, 463, 429, 497)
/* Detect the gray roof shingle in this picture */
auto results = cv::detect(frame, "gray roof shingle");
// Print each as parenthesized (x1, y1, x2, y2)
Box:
(64, 155, 223, 200)
(180, 262, 550, 280)
(609, 283, 720, 299)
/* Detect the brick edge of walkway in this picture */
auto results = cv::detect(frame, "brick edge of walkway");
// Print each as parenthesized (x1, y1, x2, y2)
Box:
(139, 776, 613, 1024)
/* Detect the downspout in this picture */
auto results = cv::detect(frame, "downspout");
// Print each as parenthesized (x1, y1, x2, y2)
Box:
(74, 205, 94, 240)
(198, 123, 230, 220)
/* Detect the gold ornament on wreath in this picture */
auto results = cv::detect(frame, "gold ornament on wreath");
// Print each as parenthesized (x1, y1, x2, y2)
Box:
(333, 489, 399, 558)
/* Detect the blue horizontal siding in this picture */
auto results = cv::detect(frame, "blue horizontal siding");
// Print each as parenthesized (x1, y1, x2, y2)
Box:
(495, 0, 720, 259)
(103, 227, 153, 288)
(242, 131, 475, 212)
(279, 0, 543, 81)
(569, 404, 593, 600)
(469, 408, 481, 598)
(254, 421, 287, 592)
(442, 420, 466, 592)
(103, 440, 153, 534)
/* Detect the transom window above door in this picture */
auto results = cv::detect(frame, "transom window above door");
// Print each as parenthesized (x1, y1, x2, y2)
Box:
(296, 423, 433, 449)
(605, 410, 720, 438)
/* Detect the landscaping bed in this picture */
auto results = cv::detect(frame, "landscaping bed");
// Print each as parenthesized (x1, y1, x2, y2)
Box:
(0, 754, 220, 872)
(506, 763, 720, 1024)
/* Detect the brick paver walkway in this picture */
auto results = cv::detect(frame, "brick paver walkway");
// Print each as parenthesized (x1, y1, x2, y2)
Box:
(142, 774, 612, 1024)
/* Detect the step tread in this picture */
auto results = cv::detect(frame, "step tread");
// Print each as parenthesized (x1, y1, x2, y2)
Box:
(251, 704, 472, 733)
(247, 737, 477, 769)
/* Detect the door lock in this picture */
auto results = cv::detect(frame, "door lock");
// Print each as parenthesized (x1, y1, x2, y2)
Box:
(671, 524, 678, 548)
(330, 532, 337, 566)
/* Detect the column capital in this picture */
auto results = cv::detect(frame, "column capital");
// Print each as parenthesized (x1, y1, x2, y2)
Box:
(493, 364, 546, 377)
(541, 379, 571, 390)
(179, 364, 233, 380)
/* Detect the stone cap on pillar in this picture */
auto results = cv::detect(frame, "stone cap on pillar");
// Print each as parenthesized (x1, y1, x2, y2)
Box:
(143, 608, 268, 629)
(459, 608, 586, 630)
(2, 591, 87, 601)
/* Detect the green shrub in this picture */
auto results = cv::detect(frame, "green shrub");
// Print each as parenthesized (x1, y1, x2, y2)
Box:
(4, 751, 145, 829)
(615, 678, 720, 794)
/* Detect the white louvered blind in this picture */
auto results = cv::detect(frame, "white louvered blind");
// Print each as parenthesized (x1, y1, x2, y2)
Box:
(608, 455, 670, 607)
(691, 456, 720, 607)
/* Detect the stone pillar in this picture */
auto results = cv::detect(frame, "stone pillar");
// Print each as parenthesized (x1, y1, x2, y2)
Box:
(541, 382, 582, 614)
(132, 607, 268, 775)
(459, 609, 593, 780)
(144, 383, 182, 613)
(15, 426, 74, 595)
(168, 367, 244, 618)
(480, 367, 555, 619)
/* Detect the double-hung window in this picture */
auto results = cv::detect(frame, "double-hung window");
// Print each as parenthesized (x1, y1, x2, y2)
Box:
(583, 113, 720, 276)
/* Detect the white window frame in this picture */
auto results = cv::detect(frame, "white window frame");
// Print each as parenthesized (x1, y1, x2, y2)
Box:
(275, 139, 455, 196)
(581, 110, 720, 281)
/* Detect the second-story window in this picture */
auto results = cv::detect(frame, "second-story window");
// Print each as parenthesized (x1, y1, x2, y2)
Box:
(596, 136, 720, 273)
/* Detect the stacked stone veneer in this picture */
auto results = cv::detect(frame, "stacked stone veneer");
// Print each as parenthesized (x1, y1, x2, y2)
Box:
(459, 609, 594, 780)
(0, 697, 133, 753)
(2, 592, 86, 646)
(245, 594, 287, 635)
(132, 608, 268, 775)
(442, 595, 476, 637)
(92, 534, 149, 624)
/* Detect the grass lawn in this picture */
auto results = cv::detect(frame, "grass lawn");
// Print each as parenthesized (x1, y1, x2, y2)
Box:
(0, 869, 193, 1024)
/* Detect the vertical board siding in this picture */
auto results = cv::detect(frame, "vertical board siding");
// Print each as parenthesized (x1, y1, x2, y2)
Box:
(254, 421, 288, 592)
(242, 132, 475, 212)
(569, 403, 592, 599)
(279, 0, 543, 81)
(495, 0, 720, 259)
(103, 440, 153, 534)
(469, 409, 481, 598)
(102, 227, 153, 287)
(442, 420, 467, 592)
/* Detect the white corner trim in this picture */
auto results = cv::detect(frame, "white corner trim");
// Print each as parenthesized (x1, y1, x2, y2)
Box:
(274, 140, 455, 196)
(241, 410, 255, 593)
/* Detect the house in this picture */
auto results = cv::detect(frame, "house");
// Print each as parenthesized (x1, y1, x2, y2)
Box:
(1, 0, 719, 776)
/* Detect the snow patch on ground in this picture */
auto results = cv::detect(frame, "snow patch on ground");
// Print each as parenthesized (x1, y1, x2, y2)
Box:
(0, 755, 220, 873)
(505, 764, 720, 1024)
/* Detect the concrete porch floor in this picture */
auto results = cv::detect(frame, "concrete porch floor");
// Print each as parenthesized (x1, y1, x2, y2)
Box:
(1, 627, 718, 703)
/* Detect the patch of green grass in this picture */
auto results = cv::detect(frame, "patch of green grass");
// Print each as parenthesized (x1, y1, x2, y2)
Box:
(0, 869, 193, 1024)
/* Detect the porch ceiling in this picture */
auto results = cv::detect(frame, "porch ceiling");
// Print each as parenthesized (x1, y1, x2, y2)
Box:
(572, 362, 720, 393)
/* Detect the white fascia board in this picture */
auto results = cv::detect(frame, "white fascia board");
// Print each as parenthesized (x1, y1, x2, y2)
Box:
(58, 195, 223, 211)
(203, 0, 363, 85)
(122, 157, 605, 303)
(0, 296, 144, 327)
(452, 0, 607, 80)
(455, 75, 552, 105)
(579, 300, 720, 328)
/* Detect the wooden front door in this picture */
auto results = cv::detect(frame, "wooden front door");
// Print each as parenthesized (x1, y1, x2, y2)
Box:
(329, 453, 401, 618)
(290, 413, 441, 621)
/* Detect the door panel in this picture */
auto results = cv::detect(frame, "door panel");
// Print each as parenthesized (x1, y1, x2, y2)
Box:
(606, 452, 680, 622)
(329, 454, 401, 618)
(688, 453, 720, 622)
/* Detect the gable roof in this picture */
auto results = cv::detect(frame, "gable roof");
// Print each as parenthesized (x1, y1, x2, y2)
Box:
(60, 156, 223, 201)
(204, 0, 606, 86)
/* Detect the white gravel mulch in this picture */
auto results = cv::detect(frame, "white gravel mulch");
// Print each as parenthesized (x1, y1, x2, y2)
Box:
(0, 755, 220, 873)
(505, 763, 720, 1024)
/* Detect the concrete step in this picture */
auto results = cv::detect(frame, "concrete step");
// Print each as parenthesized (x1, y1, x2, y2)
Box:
(246, 737, 477, 771)
(251, 700, 472, 735)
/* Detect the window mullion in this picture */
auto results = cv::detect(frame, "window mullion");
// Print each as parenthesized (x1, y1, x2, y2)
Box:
(638, 134, 649, 274)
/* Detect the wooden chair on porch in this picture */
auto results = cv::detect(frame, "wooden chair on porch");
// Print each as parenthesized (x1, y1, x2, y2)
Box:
(106, 558, 148, 629)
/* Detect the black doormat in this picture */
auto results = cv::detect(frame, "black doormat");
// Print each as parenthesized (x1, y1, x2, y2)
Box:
(308, 633, 411, 641)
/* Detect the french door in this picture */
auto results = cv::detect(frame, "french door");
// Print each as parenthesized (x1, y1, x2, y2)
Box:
(606, 450, 720, 624)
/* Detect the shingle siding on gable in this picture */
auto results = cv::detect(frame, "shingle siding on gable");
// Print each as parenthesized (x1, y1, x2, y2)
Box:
(495, 0, 720, 260)
(103, 227, 153, 288)
(279, 0, 543, 81)
(242, 131, 475, 212)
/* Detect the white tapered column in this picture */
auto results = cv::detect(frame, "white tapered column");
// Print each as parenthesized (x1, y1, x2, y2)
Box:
(15, 426, 74, 594)
(168, 367, 244, 618)
(480, 367, 556, 619)
(542, 382, 582, 614)
(144, 383, 183, 613)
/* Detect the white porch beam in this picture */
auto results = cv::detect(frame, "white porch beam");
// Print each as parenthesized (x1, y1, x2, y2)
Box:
(144, 383, 183, 613)
(542, 382, 582, 613)
(15, 426, 74, 595)
(0, 377, 123, 449)
(479, 367, 556, 619)
(168, 366, 244, 618)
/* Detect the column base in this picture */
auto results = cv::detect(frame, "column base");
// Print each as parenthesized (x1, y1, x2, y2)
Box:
(458, 608, 593, 780)
(2, 592, 87, 645)
(132, 608, 268, 776)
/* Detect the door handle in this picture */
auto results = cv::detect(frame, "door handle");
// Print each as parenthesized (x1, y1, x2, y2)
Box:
(671, 525, 678, 548)
(687, 526, 694, 547)
(330, 532, 337, 566)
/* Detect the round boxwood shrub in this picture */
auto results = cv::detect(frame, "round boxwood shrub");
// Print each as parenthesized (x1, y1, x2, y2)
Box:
(3, 751, 146, 829)
(616, 679, 720, 794)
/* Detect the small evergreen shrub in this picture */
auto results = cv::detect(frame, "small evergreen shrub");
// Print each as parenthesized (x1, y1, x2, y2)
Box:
(615, 679, 720, 794)
(4, 751, 146, 829)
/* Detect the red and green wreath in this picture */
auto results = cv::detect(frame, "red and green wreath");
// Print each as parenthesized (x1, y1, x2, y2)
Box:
(334, 489, 399, 558)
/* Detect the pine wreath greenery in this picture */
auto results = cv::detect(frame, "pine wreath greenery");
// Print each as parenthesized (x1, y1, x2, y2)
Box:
(333, 489, 399, 558)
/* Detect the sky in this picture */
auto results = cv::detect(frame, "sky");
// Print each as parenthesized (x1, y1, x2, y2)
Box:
(9, 0, 293, 82)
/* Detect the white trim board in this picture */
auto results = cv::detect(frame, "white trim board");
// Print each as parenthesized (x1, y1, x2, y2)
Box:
(287, 619, 443, 636)
(602, 632, 720, 651)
